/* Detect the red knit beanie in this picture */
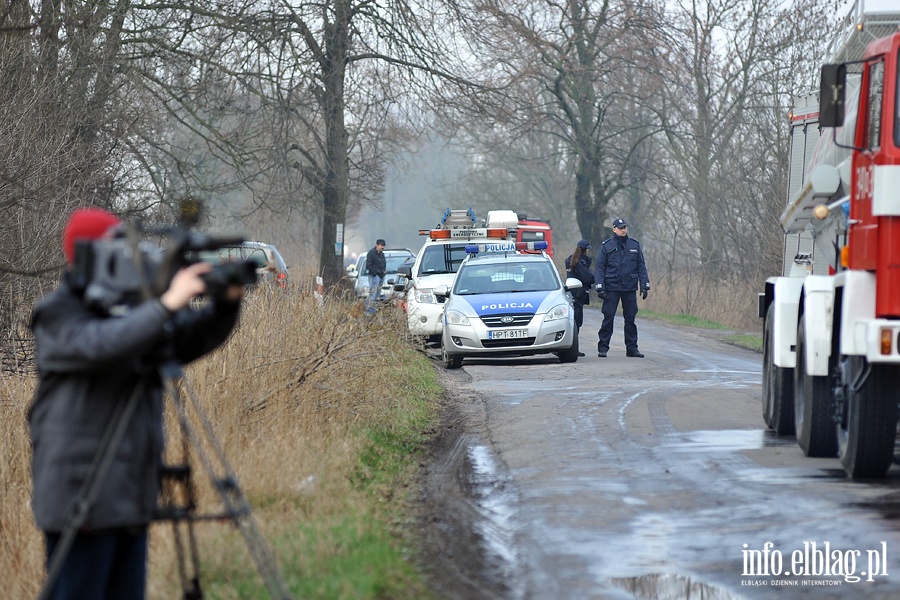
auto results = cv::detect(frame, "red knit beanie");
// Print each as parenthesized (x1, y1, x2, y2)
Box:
(62, 207, 122, 264)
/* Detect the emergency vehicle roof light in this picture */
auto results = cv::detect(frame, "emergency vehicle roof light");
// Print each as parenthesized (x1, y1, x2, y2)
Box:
(519, 241, 548, 251)
(464, 240, 548, 254)
(424, 227, 508, 241)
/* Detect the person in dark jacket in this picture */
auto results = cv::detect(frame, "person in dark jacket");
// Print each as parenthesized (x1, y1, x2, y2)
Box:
(565, 239, 595, 357)
(594, 218, 650, 358)
(364, 238, 387, 310)
(29, 207, 244, 600)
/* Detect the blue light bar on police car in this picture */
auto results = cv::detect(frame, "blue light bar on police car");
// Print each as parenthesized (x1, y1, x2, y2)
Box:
(465, 240, 548, 254)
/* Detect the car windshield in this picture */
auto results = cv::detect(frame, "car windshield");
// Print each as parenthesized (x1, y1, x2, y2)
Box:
(454, 261, 559, 294)
(197, 247, 265, 265)
(358, 253, 413, 273)
(386, 254, 413, 271)
(417, 244, 468, 276)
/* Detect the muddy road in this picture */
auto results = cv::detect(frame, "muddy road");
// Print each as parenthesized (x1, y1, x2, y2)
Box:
(418, 308, 900, 599)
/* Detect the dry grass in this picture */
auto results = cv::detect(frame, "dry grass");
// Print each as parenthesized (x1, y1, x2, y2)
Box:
(0, 283, 436, 598)
(641, 276, 762, 332)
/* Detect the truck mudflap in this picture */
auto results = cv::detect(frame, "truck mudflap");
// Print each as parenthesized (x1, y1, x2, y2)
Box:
(763, 277, 804, 369)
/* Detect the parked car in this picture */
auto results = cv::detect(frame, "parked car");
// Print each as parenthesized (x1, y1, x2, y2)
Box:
(351, 248, 415, 301)
(194, 241, 289, 289)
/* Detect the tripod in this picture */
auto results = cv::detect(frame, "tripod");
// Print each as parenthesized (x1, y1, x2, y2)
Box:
(157, 360, 293, 600)
(37, 360, 293, 600)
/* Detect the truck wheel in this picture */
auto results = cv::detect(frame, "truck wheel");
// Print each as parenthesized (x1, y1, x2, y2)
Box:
(441, 339, 462, 369)
(837, 358, 898, 478)
(558, 332, 579, 363)
(794, 315, 838, 457)
(762, 308, 795, 435)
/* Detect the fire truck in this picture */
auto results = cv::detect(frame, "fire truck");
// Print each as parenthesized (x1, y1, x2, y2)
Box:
(759, 1, 900, 478)
(485, 210, 554, 257)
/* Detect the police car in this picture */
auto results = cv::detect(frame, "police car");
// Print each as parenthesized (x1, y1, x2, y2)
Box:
(436, 240, 582, 369)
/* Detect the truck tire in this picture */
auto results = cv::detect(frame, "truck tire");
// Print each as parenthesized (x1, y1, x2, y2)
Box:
(558, 332, 579, 363)
(794, 315, 838, 457)
(762, 308, 795, 435)
(837, 358, 899, 479)
(441, 339, 463, 370)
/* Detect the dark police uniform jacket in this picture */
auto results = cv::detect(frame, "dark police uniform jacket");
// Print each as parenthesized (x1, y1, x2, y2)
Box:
(594, 235, 649, 293)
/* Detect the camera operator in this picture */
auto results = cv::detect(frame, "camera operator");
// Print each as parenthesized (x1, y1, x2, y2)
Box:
(28, 207, 244, 600)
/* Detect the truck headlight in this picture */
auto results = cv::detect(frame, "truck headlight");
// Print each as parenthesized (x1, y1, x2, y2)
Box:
(544, 304, 569, 322)
(414, 288, 437, 304)
(446, 310, 471, 326)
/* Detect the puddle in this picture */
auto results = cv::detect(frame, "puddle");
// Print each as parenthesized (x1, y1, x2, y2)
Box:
(664, 429, 769, 452)
(610, 572, 738, 599)
(466, 444, 525, 599)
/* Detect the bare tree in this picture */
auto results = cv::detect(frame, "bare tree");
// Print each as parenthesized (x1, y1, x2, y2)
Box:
(444, 0, 664, 247)
(652, 0, 833, 282)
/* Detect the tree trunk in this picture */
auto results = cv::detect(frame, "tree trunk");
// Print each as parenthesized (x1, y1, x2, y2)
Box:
(317, 2, 351, 286)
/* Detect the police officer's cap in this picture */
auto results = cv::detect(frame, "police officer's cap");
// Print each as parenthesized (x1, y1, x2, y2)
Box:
(576, 239, 591, 250)
(612, 218, 627, 229)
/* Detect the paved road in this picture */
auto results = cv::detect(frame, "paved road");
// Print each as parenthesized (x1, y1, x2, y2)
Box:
(423, 306, 900, 599)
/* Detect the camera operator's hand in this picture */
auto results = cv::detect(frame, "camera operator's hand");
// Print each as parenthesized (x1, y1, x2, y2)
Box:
(220, 284, 245, 304)
(161, 262, 212, 311)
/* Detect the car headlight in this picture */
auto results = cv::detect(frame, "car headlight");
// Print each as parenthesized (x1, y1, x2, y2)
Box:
(445, 310, 471, 326)
(544, 304, 569, 322)
(414, 288, 437, 304)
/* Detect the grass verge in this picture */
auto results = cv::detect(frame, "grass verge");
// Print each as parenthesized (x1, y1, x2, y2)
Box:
(184, 343, 442, 600)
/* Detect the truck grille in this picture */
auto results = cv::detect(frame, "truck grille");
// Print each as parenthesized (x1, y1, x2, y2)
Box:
(480, 313, 534, 327)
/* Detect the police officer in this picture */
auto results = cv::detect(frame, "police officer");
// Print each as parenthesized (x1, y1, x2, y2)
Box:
(565, 239, 595, 357)
(594, 218, 650, 358)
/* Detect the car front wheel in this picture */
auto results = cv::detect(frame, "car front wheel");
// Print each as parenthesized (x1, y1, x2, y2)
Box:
(558, 331, 579, 363)
(442, 339, 462, 369)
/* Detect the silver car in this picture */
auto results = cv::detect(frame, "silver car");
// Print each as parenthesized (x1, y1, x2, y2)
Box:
(351, 248, 415, 300)
(438, 248, 582, 369)
(195, 241, 289, 289)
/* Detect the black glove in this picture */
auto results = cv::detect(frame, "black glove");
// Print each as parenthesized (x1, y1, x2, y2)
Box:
(596, 285, 606, 300)
(640, 289, 648, 300)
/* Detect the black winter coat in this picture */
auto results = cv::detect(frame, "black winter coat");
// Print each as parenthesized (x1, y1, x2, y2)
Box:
(564, 254, 594, 304)
(594, 235, 649, 292)
(365, 247, 387, 278)
(28, 274, 240, 532)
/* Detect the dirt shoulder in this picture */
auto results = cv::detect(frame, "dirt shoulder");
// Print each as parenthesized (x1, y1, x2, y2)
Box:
(414, 367, 512, 600)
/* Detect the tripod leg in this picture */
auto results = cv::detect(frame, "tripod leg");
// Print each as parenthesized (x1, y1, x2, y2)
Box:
(161, 364, 293, 600)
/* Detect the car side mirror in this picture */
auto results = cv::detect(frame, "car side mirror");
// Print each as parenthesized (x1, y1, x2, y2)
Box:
(819, 63, 846, 128)
(564, 277, 583, 291)
(398, 264, 412, 278)
(434, 284, 450, 298)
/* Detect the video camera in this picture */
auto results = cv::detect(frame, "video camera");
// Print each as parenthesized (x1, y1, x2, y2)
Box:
(71, 203, 257, 312)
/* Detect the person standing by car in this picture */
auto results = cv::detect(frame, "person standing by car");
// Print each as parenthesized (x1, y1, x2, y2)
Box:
(565, 239, 595, 357)
(594, 218, 650, 358)
(29, 207, 245, 600)
(364, 238, 387, 311)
